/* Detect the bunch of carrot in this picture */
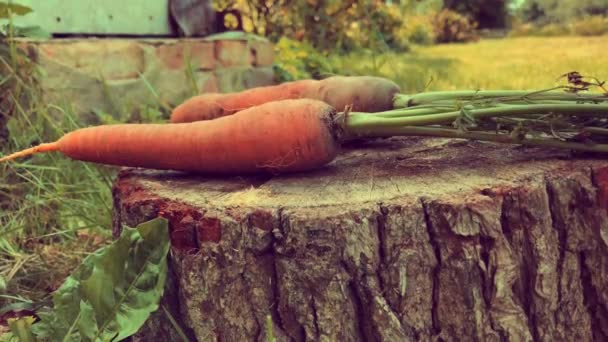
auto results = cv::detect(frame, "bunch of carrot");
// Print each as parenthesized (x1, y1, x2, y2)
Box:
(4, 73, 608, 175)
(0, 76, 401, 174)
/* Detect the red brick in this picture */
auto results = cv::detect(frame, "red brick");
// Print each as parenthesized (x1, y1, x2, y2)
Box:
(249, 40, 274, 66)
(215, 66, 276, 92)
(37, 40, 145, 80)
(156, 40, 215, 70)
(215, 40, 250, 67)
(243, 66, 275, 89)
(196, 72, 219, 93)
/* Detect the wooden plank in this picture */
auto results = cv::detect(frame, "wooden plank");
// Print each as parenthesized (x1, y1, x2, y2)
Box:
(4, 0, 174, 35)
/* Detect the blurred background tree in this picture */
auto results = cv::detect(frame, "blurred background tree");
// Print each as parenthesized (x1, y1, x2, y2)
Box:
(214, 0, 410, 51)
(211, 0, 608, 79)
(519, 0, 608, 24)
(443, 0, 510, 28)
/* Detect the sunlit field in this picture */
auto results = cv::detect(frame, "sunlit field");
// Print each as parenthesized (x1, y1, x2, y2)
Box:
(332, 35, 608, 92)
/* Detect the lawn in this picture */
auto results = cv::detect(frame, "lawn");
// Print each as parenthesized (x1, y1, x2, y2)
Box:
(332, 35, 608, 92)
(2, 34, 607, 305)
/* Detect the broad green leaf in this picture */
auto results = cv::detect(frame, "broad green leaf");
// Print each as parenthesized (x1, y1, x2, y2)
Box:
(77, 300, 98, 341)
(32, 218, 170, 342)
(0, 2, 32, 19)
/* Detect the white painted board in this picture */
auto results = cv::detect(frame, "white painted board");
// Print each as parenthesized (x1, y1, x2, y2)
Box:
(3, 0, 174, 35)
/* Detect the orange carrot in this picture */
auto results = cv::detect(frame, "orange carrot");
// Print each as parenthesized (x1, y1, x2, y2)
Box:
(0, 99, 340, 174)
(170, 76, 400, 123)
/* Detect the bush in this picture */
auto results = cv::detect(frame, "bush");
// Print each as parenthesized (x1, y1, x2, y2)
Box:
(508, 15, 608, 38)
(370, 3, 411, 51)
(519, 0, 608, 26)
(431, 9, 479, 43)
(272, 37, 335, 82)
(400, 15, 435, 45)
(571, 15, 608, 36)
(216, 1, 407, 53)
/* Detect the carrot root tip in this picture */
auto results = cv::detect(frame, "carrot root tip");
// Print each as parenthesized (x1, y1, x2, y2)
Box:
(0, 142, 60, 163)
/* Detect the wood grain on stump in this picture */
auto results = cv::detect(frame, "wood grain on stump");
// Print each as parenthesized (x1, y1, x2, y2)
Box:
(111, 137, 608, 342)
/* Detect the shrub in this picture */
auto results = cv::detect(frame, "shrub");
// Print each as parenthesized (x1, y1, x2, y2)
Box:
(272, 37, 335, 82)
(319, 1, 407, 52)
(400, 15, 436, 45)
(215, 1, 406, 53)
(370, 3, 410, 51)
(431, 9, 479, 43)
(519, 0, 608, 26)
(571, 15, 608, 36)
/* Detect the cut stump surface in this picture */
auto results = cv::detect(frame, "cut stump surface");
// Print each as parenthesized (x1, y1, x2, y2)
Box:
(112, 137, 608, 342)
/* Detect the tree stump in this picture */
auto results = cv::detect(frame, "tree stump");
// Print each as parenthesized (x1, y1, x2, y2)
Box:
(112, 137, 608, 342)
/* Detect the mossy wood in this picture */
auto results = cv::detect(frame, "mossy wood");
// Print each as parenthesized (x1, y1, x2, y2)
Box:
(112, 137, 608, 342)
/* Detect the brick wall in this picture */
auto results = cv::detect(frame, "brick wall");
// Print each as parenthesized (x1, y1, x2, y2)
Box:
(19, 32, 275, 120)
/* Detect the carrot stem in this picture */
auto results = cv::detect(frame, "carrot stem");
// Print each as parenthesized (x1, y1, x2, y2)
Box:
(0, 142, 59, 162)
(349, 103, 608, 129)
(347, 125, 608, 153)
(394, 89, 608, 107)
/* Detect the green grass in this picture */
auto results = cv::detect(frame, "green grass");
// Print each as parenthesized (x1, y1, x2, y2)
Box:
(0, 45, 128, 303)
(331, 35, 608, 92)
(0, 85, 116, 301)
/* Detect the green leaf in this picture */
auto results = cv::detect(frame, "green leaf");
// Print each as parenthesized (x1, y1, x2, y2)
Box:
(32, 218, 170, 342)
(77, 300, 98, 340)
(0, 2, 33, 19)
(265, 315, 276, 342)
(7, 316, 37, 342)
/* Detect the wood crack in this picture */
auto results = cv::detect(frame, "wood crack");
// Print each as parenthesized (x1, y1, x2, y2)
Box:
(498, 190, 539, 341)
(311, 297, 321, 339)
(240, 272, 262, 340)
(579, 251, 608, 341)
(544, 178, 566, 327)
(375, 204, 388, 296)
(421, 197, 442, 337)
(374, 203, 404, 326)
(348, 275, 374, 342)
(268, 207, 286, 335)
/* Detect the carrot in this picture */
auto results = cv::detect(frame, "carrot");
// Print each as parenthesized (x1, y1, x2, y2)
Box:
(170, 76, 400, 123)
(0, 99, 341, 174)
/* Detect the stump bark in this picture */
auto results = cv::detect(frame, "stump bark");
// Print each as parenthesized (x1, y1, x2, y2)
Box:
(112, 137, 608, 342)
